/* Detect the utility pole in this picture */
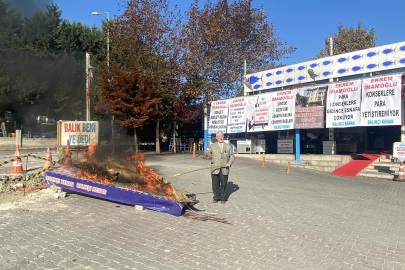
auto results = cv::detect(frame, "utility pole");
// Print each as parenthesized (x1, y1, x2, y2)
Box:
(328, 37, 334, 144)
(244, 59, 249, 139)
(244, 59, 247, 96)
(86, 52, 90, 121)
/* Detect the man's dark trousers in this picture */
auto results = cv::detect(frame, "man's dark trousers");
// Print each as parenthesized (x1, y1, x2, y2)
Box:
(212, 170, 228, 201)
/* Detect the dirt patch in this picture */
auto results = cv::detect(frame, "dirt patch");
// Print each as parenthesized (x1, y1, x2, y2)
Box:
(0, 174, 57, 208)
(0, 185, 58, 210)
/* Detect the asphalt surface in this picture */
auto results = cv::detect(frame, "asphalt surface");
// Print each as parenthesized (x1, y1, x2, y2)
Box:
(1, 151, 405, 269)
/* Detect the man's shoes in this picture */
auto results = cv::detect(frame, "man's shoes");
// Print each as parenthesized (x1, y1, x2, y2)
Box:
(213, 199, 219, 203)
(221, 200, 226, 204)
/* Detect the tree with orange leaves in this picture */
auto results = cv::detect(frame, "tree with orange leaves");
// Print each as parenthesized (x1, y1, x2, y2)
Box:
(96, 0, 183, 153)
(98, 61, 160, 153)
(96, 0, 294, 153)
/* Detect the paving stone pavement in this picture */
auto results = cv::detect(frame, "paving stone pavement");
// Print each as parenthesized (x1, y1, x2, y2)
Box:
(1, 152, 405, 269)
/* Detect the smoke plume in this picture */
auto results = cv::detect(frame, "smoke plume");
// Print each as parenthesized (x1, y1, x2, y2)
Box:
(4, 0, 53, 18)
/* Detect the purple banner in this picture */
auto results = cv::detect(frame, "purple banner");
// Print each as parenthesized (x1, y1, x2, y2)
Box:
(45, 169, 184, 216)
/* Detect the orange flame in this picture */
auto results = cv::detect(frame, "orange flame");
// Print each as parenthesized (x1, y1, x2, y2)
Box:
(88, 141, 96, 159)
(74, 152, 175, 201)
(126, 153, 175, 200)
(81, 141, 96, 163)
(75, 168, 112, 185)
(163, 185, 174, 198)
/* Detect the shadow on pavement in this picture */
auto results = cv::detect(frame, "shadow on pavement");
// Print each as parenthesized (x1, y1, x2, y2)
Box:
(226, 181, 239, 199)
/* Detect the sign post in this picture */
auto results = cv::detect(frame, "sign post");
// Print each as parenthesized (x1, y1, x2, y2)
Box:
(295, 129, 300, 164)
(393, 142, 405, 180)
(204, 104, 208, 152)
(393, 142, 405, 160)
(277, 139, 294, 154)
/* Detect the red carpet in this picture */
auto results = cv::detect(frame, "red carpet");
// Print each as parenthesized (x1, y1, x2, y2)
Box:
(331, 151, 390, 177)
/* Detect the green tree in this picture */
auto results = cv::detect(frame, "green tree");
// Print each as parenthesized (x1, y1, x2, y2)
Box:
(1, 50, 86, 120)
(0, 0, 23, 136)
(315, 22, 376, 59)
(0, 0, 106, 136)
(56, 20, 103, 54)
(20, 3, 62, 50)
(0, 0, 22, 55)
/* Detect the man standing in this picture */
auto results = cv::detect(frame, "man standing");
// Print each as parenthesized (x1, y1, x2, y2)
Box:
(207, 132, 235, 204)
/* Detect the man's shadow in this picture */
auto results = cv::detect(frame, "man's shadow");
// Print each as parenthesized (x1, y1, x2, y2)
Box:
(226, 181, 239, 200)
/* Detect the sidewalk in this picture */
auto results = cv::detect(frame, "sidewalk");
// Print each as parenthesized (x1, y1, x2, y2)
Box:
(1, 152, 405, 269)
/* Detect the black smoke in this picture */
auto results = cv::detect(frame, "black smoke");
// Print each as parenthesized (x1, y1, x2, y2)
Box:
(4, 0, 53, 18)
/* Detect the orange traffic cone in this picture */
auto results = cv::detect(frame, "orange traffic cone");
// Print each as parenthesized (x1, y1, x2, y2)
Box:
(63, 140, 72, 167)
(8, 145, 24, 174)
(286, 162, 290, 174)
(262, 156, 265, 168)
(43, 147, 52, 169)
(398, 161, 404, 180)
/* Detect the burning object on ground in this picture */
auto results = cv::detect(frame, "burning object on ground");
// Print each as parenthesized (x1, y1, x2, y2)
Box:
(46, 144, 195, 216)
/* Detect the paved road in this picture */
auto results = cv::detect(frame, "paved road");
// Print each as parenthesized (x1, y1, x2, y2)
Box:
(1, 152, 405, 269)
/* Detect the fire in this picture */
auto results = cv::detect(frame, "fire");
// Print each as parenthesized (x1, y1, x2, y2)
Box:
(125, 153, 145, 162)
(88, 141, 96, 159)
(75, 168, 112, 185)
(81, 141, 97, 163)
(73, 145, 175, 201)
(126, 153, 175, 200)
(163, 185, 174, 198)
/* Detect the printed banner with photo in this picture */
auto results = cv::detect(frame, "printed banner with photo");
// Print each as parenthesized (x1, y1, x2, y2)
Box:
(270, 89, 296, 130)
(227, 97, 248, 133)
(295, 85, 327, 129)
(326, 80, 361, 128)
(208, 100, 229, 134)
(360, 74, 402, 126)
(247, 94, 272, 132)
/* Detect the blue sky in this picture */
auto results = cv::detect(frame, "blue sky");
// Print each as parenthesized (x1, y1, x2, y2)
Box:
(53, 0, 405, 66)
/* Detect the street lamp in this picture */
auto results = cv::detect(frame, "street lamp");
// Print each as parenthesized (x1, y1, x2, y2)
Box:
(92, 12, 109, 66)
(307, 69, 315, 81)
(244, 81, 254, 91)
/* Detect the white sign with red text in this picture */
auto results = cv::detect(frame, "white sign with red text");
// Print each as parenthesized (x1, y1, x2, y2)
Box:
(61, 121, 99, 146)
(270, 89, 296, 130)
(208, 100, 229, 134)
(326, 80, 362, 128)
(227, 97, 248, 133)
(360, 74, 402, 126)
(393, 142, 405, 159)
